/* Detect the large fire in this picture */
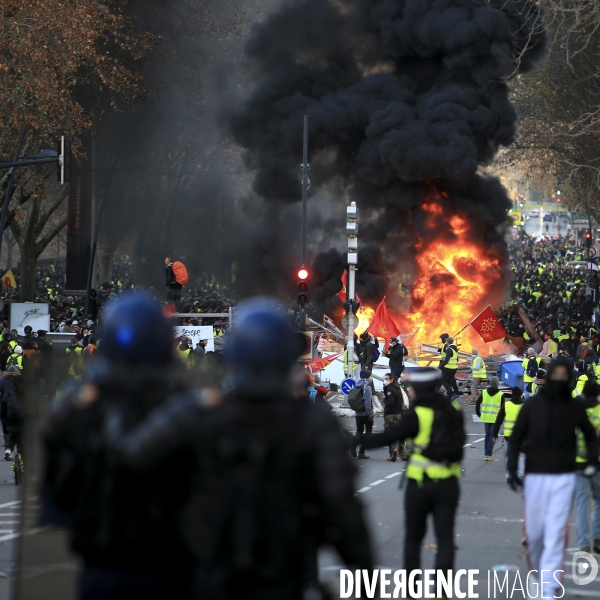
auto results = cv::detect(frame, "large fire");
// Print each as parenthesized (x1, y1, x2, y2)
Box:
(400, 189, 507, 352)
(354, 307, 375, 336)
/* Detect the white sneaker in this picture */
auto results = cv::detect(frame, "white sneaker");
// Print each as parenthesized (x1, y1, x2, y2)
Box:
(4, 449, 11, 462)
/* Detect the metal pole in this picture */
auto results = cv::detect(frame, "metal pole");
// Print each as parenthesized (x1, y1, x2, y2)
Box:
(299, 115, 309, 332)
(347, 201, 358, 380)
(301, 115, 308, 266)
(0, 126, 27, 265)
(85, 138, 97, 320)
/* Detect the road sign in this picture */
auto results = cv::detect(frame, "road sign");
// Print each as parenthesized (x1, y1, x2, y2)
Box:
(588, 246, 597, 258)
(341, 313, 355, 331)
(340, 378, 356, 395)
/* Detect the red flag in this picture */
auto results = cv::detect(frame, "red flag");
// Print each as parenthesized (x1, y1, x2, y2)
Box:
(308, 352, 343, 373)
(470, 306, 508, 343)
(337, 270, 362, 304)
(368, 299, 400, 351)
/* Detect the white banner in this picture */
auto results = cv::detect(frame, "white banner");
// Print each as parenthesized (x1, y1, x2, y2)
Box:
(174, 326, 215, 352)
(10, 303, 51, 335)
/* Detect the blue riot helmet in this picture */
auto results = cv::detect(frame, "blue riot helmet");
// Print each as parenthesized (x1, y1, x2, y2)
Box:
(100, 293, 173, 363)
(225, 298, 304, 371)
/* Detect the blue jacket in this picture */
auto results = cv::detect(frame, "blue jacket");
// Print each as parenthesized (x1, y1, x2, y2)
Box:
(354, 379, 373, 417)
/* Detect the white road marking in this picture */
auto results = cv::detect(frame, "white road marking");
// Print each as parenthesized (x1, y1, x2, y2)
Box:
(464, 437, 485, 447)
(0, 501, 20, 509)
(357, 487, 371, 493)
(472, 415, 482, 423)
(385, 472, 402, 479)
(0, 514, 21, 517)
(0, 532, 19, 542)
(0, 521, 20, 525)
(369, 479, 385, 486)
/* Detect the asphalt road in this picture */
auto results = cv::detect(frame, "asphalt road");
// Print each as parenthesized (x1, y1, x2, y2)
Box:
(319, 398, 600, 599)
(0, 456, 21, 600)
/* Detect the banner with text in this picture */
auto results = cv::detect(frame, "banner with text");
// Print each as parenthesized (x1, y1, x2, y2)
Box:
(174, 326, 215, 352)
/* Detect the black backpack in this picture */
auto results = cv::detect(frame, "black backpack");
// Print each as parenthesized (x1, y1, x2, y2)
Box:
(4, 388, 23, 421)
(421, 402, 465, 465)
(371, 345, 380, 363)
(526, 357, 539, 378)
(348, 387, 365, 412)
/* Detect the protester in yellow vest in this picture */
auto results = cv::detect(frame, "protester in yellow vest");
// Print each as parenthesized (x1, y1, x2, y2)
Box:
(470, 348, 487, 403)
(475, 376, 504, 461)
(176, 338, 195, 369)
(522, 348, 542, 398)
(359, 367, 464, 587)
(65, 338, 83, 380)
(574, 380, 600, 553)
(493, 387, 525, 484)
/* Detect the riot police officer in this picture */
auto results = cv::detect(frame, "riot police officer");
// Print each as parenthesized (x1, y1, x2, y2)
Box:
(108, 298, 374, 600)
(42, 293, 195, 600)
(361, 367, 465, 588)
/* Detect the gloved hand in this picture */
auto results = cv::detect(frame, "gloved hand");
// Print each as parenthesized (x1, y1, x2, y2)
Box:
(583, 465, 597, 478)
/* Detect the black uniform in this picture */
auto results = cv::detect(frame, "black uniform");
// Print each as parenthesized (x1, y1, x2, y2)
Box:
(109, 391, 374, 600)
(41, 364, 195, 600)
(362, 388, 465, 582)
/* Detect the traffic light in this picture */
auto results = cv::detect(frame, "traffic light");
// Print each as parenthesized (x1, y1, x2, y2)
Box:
(586, 231, 593, 248)
(343, 300, 361, 315)
(58, 135, 71, 185)
(297, 268, 309, 306)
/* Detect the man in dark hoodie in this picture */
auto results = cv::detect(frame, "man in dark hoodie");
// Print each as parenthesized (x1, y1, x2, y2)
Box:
(573, 380, 600, 553)
(493, 386, 525, 483)
(382, 372, 406, 462)
(439, 336, 460, 400)
(508, 359, 598, 598)
(475, 376, 504, 461)
(360, 368, 465, 589)
(353, 369, 374, 459)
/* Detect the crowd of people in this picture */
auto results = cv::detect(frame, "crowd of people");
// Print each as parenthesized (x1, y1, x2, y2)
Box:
(0, 255, 237, 335)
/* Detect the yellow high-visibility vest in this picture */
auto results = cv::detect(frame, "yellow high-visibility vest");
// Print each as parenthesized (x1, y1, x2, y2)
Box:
(503, 400, 522, 438)
(480, 389, 503, 424)
(406, 406, 462, 484)
(471, 355, 486, 379)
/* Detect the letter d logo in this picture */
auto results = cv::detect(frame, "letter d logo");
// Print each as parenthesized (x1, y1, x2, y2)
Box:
(572, 551, 598, 586)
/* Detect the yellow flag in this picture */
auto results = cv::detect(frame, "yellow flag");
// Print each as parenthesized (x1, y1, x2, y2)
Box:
(2, 269, 16, 289)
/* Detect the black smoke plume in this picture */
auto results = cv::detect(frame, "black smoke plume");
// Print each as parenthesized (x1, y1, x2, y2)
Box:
(231, 0, 547, 315)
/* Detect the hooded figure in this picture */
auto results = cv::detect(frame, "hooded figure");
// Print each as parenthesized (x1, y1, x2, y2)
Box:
(507, 358, 598, 598)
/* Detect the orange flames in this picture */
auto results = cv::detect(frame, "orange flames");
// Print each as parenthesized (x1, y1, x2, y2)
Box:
(354, 306, 375, 336)
(402, 189, 507, 352)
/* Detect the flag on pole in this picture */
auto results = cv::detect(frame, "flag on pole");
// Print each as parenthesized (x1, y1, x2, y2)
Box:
(337, 270, 362, 305)
(308, 352, 343, 374)
(2, 269, 16, 289)
(470, 305, 508, 343)
(368, 298, 400, 351)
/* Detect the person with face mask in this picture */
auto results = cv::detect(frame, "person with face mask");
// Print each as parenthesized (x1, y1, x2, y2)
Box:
(384, 337, 408, 379)
(382, 373, 406, 462)
(508, 358, 598, 598)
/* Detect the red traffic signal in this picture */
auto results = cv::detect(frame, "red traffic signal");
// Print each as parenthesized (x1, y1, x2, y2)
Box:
(586, 231, 593, 248)
(298, 268, 309, 280)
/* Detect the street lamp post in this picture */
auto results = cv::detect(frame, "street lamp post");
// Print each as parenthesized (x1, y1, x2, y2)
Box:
(346, 202, 358, 377)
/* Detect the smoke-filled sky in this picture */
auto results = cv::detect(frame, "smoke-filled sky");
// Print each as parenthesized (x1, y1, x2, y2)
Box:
(230, 0, 548, 317)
